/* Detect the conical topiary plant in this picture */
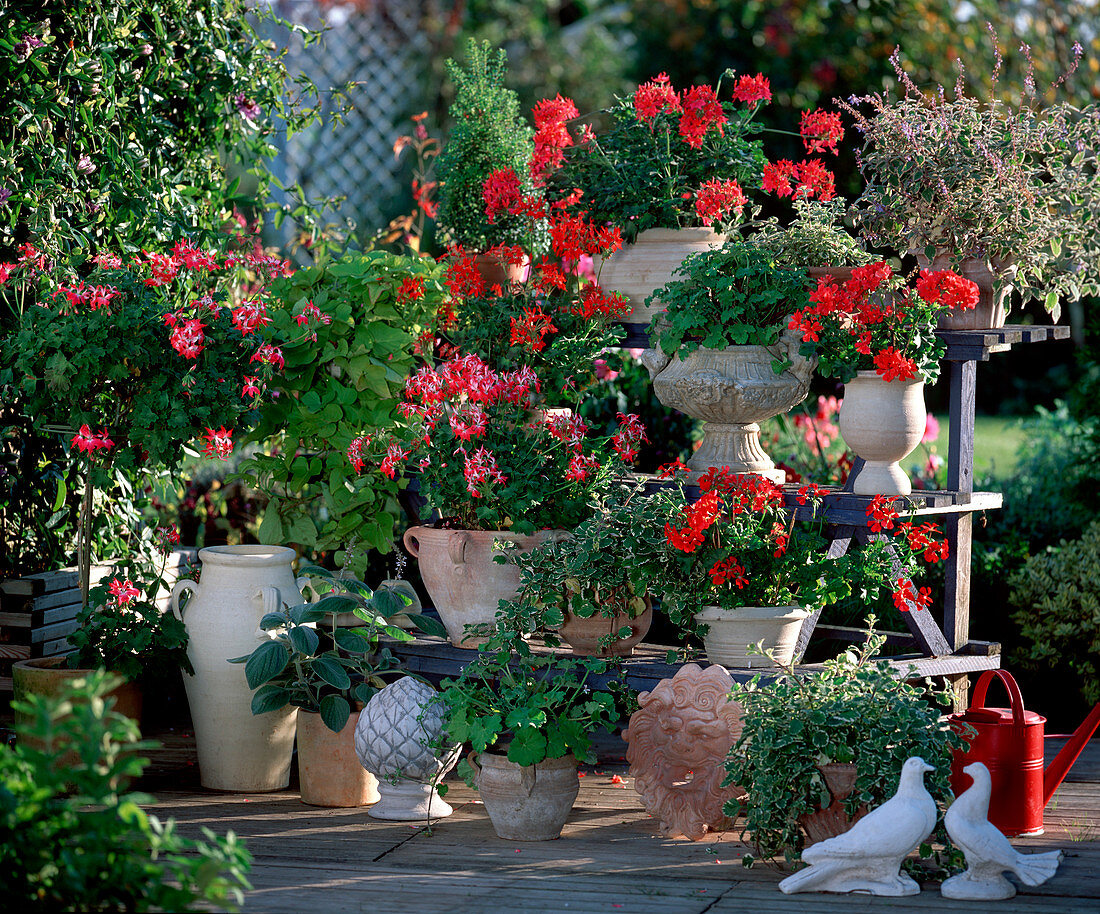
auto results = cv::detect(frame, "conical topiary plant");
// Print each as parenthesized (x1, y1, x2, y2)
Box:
(435, 40, 541, 252)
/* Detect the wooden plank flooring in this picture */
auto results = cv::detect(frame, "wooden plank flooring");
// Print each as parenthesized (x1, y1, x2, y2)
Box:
(142, 731, 1100, 913)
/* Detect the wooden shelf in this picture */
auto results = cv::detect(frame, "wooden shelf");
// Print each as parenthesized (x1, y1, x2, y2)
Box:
(382, 634, 1002, 695)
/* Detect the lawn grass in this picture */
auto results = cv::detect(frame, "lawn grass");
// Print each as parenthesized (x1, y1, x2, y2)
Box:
(922, 413, 1027, 482)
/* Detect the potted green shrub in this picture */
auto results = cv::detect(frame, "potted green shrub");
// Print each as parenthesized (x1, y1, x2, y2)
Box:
(844, 41, 1100, 327)
(438, 621, 625, 841)
(434, 40, 541, 277)
(724, 622, 969, 873)
(750, 198, 874, 279)
(230, 565, 446, 808)
(641, 241, 814, 482)
(499, 481, 664, 657)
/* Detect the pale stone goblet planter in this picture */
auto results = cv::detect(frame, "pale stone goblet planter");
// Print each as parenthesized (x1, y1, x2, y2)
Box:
(838, 372, 926, 497)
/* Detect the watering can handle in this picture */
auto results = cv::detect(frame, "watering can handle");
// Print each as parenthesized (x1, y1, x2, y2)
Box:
(970, 669, 1027, 735)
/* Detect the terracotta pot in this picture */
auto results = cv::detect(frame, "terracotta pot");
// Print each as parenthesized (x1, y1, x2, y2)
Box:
(693, 605, 809, 668)
(297, 709, 379, 808)
(472, 751, 580, 841)
(913, 251, 1016, 330)
(403, 527, 564, 648)
(12, 656, 144, 741)
(805, 265, 857, 287)
(557, 596, 653, 657)
(839, 371, 927, 496)
(473, 251, 531, 287)
(593, 227, 726, 325)
(798, 761, 869, 845)
(644, 329, 815, 483)
(170, 545, 307, 791)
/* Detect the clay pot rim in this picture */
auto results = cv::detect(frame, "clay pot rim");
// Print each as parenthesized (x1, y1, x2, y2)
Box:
(693, 605, 808, 623)
(477, 749, 579, 771)
(626, 227, 728, 244)
(199, 544, 298, 567)
(849, 370, 925, 387)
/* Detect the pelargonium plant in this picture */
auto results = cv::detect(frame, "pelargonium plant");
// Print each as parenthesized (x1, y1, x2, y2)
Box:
(535, 70, 844, 242)
(788, 262, 979, 384)
(644, 467, 949, 636)
(436, 174, 630, 403)
(362, 353, 646, 533)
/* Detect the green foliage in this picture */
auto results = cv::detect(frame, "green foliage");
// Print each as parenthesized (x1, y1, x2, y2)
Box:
(435, 41, 537, 250)
(550, 74, 766, 241)
(749, 198, 872, 269)
(67, 553, 192, 685)
(239, 252, 443, 573)
(1008, 520, 1100, 705)
(499, 482, 665, 653)
(724, 626, 968, 869)
(0, 0, 325, 277)
(1, 669, 251, 910)
(439, 620, 624, 775)
(229, 565, 445, 732)
(648, 241, 808, 356)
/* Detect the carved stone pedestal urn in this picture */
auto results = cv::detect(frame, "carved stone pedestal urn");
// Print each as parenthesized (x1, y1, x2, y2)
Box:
(643, 327, 815, 484)
(354, 676, 461, 821)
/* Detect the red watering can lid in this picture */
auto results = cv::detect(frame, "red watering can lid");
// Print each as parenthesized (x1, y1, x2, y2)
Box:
(964, 670, 1046, 731)
(961, 706, 1044, 726)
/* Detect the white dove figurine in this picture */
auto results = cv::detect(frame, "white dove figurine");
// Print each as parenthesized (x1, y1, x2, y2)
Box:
(942, 762, 1063, 900)
(779, 756, 938, 896)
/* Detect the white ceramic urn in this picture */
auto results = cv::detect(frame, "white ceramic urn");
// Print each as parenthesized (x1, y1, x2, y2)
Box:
(171, 545, 307, 791)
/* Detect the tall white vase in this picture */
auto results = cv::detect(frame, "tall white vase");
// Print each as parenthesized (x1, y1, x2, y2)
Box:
(839, 372, 927, 496)
(171, 545, 306, 791)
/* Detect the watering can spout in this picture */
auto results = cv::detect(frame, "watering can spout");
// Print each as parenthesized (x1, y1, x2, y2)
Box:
(1043, 701, 1100, 806)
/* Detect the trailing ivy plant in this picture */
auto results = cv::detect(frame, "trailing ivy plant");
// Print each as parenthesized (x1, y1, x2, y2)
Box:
(2, 670, 252, 910)
(647, 241, 809, 357)
(238, 252, 445, 574)
(723, 622, 969, 872)
(434, 40, 540, 251)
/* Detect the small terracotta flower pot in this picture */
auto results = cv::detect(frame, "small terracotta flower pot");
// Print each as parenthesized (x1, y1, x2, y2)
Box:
(297, 709, 379, 808)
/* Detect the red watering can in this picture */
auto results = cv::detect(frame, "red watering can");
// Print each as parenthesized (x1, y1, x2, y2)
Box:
(948, 669, 1100, 837)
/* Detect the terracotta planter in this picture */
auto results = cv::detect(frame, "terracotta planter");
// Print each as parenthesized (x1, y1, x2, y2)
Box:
(12, 656, 144, 744)
(593, 227, 726, 325)
(296, 709, 379, 807)
(805, 265, 857, 287)
(693, 605, 809, 668)
(557, 596, 653, 657)
(644, 330, 815, 483)
(798, 761, 869, 845)
(170, 545, 307, 791)
(472, 751, 580, 841)
(403, 527, 563, 648)
(473, 251, 530, 287)
(913, 251, 1016, 330)
(839, 371, 927, 496)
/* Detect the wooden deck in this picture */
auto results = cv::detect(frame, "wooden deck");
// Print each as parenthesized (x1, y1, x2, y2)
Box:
(141, 731, 1100, 913)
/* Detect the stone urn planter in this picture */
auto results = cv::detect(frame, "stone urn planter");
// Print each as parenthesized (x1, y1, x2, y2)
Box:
(838, 372, 927, 496)
(470, 751, 580, 841)
(170, 545, 307, 792)
(914, 251, 1016, 331)
(556, 595, 653, 658)
(297, 709, 379, 808)
(593, 227, 725, 325)
(643, 328, 815, 484)
(693, 605, 809, 668)
(403, 526, 564, 648)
